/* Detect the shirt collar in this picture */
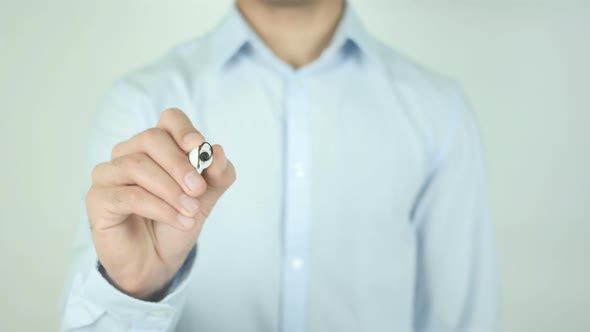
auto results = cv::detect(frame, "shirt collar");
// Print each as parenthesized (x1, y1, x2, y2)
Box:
(327, 2, 380, 63)
(208, 1, 380, 71)
(208, 4, 252, 70)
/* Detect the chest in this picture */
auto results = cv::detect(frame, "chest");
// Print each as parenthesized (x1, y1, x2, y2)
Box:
(177, 70, 429, 330)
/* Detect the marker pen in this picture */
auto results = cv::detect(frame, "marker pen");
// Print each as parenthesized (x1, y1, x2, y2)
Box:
(189, 141, 213, 174)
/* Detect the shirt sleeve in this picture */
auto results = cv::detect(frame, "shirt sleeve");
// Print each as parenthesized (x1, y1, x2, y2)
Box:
(59, 79, 197, 331)
(412, 83, 499, 332)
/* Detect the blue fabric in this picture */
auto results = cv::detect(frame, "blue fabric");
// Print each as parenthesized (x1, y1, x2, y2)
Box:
(167, 245, 197, 294)
(61, 2, 498, 331)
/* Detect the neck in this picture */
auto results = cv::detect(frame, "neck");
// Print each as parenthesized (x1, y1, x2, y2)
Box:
(236, 0, 345, 68)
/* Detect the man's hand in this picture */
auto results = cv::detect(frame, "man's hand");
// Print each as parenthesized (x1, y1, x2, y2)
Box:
(86, 108, 236, 300)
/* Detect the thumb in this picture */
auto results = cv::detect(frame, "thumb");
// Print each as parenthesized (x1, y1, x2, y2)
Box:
(198, 144, 236, 219)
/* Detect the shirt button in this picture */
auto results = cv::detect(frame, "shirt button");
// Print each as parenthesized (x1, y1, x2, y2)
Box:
(292, 162, 306, 177)
(291, 257, 304, 270)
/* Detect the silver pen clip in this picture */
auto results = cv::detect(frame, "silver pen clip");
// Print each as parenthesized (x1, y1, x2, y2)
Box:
(189, 141, 213, 174)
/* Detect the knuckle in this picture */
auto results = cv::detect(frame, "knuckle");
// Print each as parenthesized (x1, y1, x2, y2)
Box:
(141, 127, 167, 145)
(122, 153, 148, 172)
(91, 163, 105, 184)
(111, 141, 126, 159)
(85, 186, 98, 208)
(111, 156, 124, 169)
(160, 107, 183, 122)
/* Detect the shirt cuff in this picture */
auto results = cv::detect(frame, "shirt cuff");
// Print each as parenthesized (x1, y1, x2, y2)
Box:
(62, 245, 197, 331)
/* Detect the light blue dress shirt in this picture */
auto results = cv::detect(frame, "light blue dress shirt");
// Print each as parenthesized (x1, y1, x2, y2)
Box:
(61, 3, 498, 332)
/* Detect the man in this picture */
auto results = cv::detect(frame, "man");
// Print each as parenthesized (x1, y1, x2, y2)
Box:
(61, 0, 498, 331)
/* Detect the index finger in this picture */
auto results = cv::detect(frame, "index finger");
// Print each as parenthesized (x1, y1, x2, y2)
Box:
(157, 108, 206, 153)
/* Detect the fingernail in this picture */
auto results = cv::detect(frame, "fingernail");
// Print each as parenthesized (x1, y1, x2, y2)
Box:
(184, 171, 203, 192)
(184, 133, 201, 148)
(177, 214, 195, 229)
(223, 158, 229, 171)
(180, 194, 200, 216)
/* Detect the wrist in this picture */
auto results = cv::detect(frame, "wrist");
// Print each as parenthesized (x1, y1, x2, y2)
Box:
(98, 262, 174, 301)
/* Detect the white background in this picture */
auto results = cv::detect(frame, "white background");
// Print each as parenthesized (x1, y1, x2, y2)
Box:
(1, 1, 589, 331)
